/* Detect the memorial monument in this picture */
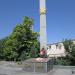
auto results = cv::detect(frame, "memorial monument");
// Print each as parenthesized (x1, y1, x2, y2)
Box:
(23, 0, 53, 73)
(40, 0, 47, 54)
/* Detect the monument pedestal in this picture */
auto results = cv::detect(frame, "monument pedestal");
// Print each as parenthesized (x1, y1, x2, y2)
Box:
(23, 58, 53, 73)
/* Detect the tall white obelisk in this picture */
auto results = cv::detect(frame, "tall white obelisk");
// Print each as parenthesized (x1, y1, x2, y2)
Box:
(40, 0, 47, 52)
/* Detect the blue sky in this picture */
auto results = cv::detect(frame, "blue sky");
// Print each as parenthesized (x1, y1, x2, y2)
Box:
(0, 0, 75, 44)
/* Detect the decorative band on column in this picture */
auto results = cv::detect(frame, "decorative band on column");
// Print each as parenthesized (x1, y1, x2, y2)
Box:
(40, 8, 46, 15)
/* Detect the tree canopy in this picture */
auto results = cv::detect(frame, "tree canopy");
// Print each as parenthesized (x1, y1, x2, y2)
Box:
(56, 40, 75, 66)
(63, 40, 75, 65)
(0, 17, 40, 61)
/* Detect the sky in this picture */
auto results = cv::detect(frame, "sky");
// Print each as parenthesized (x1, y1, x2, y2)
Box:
(0, 0, 75, 44)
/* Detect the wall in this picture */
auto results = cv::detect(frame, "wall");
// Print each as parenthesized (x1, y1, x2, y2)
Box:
(47, 42, 65, 57)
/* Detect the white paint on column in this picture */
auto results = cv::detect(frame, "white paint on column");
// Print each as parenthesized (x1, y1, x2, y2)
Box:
(40, 0, 46, 8)
(40, 0, 47, 50)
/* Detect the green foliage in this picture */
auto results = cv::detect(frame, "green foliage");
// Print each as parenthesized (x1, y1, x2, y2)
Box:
(56, 40, 75, 66)
(63, 40, 75, 65)
(0, 37, 8, 60)
(56, 57, 71, 66)
(0, 17, 39, 61)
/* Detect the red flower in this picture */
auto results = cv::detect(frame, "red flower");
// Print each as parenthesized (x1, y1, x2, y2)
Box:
(40, 48, 46, 55)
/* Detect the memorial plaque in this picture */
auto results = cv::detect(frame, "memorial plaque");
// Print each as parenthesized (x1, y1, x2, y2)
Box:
(23, 62, 34, 72)
(35, 63, 46, 73)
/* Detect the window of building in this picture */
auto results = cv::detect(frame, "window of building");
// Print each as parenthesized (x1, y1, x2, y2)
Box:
(59, 44, 61, 49)
(49, 45, 51, 49)
(56, 44, 58, 49)
(56, 43, 62, 49)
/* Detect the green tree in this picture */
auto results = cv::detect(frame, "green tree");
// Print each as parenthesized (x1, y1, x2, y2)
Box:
(4, 17, 39, 61)
(63, 40, 75, 65)
(0, 37, 8, 60)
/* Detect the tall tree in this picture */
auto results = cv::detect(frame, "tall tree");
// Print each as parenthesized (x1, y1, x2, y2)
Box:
(4, 17, 39, 61)
(0, 37, 8, 60)
(63, 40, 75, 65)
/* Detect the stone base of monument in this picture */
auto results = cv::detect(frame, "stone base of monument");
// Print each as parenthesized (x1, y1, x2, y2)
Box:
(23, 58, 53, 73)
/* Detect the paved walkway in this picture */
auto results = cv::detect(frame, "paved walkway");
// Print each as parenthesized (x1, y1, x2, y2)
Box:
(12, 69, 75, 75)
(0, 67, 74, 75)
(0, 61, 75, 75)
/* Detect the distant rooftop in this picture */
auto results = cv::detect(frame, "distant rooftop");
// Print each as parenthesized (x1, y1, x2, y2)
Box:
(47, 39, 75, 46)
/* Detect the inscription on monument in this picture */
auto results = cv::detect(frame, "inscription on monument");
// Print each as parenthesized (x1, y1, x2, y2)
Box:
(35, 63, 46, 72)
(36, 63, 44, 69)
(23, 63, 34, 72)
(24, 64, 32, 68)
